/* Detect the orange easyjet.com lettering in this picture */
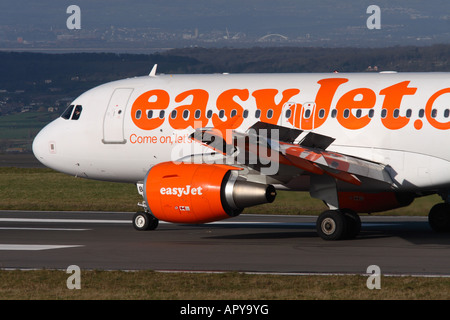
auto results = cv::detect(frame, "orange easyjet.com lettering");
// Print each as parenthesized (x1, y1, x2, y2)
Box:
(130, 78, 450, 131)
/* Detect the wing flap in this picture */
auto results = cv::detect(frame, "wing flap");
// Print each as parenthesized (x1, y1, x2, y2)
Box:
(189, 121, 393, 187)
(282, 145, 391, 184)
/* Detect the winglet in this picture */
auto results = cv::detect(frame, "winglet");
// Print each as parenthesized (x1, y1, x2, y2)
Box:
(149, 64, 158, 77)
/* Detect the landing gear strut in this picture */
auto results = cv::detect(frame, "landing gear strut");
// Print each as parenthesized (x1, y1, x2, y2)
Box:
(133, 211, 159, 231)
(134, 182, 159, 231)
(316, 209, 361, 240)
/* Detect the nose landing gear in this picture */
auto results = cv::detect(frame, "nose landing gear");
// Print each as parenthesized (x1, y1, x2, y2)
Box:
(133, 211, 159, 231)
(316, 209, 361, 240)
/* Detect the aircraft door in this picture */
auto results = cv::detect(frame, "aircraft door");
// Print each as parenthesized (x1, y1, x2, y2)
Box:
(300, 102, 316, 130)
(282, 101, 316, 131)
(280, 102, 295, 128)
(103, 88, 134, 144)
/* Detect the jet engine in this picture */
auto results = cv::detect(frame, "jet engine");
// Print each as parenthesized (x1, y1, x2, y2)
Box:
(143, 162, 276, 223)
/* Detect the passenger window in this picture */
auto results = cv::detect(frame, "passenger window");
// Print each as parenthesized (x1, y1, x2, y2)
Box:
(135, 110, 142, 119)
(318, 109, 325, 119)
(183, 110, 189, 119)
(206, 110, 213, 119)
(445, 109, 450, 118)
(381, 109, 387, 119)
(171, 110, 177, 119)
(419, 109, 425, 118)
(432, 109, 437, 118)
(219, 110, 225, 118)
(243, 110, 249, 118)
(343, 109, 350, 119)
(61, 105, 74, 120)
(72, 105, 82, 120)
(159, 110, 165, 119)
(393, 109, 400, 119)
(147, 110, 153, 119)
(285, 109, 292, 119)
(368, 109, 374, 118)
(255, 109, 261, 119)
(406, 109, 412, 118)
(355, 109, 362, 119)
(231, 109, 237, 118)
(331, 109, 337, 118)
(304, 109, 311, 119)
(267, 109, 273, 119)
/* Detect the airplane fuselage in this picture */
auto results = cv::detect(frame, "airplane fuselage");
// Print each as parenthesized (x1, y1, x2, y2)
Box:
(33, 72, 450, 192)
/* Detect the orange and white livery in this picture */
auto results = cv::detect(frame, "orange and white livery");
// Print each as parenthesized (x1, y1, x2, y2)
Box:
(33, 67, 450, 240)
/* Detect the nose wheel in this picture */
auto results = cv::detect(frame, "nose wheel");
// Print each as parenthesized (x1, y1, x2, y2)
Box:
(133, 211, 159, 231)
(316, 209, 361, 240)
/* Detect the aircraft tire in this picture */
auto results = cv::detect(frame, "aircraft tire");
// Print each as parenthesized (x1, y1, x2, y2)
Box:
(316, 210, 348, 241)
(133, 211, 159, 231)
(428, 203, 450, 233)
(342, 209, 361, 239)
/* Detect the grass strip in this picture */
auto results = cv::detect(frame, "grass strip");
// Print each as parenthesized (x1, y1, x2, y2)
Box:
(0, 167, 440, 215)
(0, 270, 449, 300)
(0, 168, 140, 212)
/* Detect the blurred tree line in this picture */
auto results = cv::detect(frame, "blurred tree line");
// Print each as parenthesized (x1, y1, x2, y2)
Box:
(164, 44, 450, 73)
(0, 45, 448, 88)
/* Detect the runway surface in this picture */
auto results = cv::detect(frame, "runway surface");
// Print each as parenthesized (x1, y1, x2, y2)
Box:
(1, 210, 450, 276)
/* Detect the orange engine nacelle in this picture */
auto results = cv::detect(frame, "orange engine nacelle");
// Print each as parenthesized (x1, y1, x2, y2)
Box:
(143, 162, 276, 223)
(338, 191, 415, 213)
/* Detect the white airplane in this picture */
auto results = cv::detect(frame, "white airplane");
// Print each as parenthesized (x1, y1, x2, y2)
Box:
(32, 66, 450, 240)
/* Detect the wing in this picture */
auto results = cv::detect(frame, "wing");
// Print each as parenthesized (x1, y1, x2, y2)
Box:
(189, 121, 394, 187)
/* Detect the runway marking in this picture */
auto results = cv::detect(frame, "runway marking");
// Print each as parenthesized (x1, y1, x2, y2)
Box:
(0, 218, 308, 226)
(0, 218, 399, 228)
(0, 227, 89, 231)
(0, 218, 129, 224)
(0, 244, 83, 251)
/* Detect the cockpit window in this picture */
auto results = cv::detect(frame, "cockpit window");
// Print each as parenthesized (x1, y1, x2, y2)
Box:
(60, 104, 83, 120)
(61, 105, 74, 119)
(72, 105, 82, 120)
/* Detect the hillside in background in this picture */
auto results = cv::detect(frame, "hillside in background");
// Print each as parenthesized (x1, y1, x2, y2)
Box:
(1, 1, 448, 49)
(165, 45, 450, 73)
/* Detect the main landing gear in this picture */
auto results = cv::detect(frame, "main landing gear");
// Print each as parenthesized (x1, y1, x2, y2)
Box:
(133, 211, 159, 231)
(428, 203, 450, 233)
(316, 209, 361, 241)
